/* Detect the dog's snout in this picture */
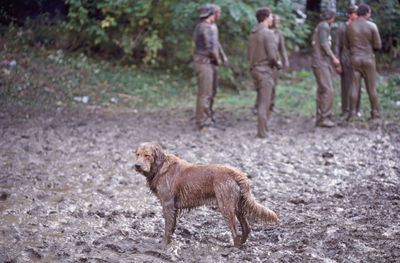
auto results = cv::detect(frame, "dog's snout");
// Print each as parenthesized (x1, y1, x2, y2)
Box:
(134, 163, 141, 170)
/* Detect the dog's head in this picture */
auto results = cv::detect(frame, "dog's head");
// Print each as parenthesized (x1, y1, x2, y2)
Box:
(134, 142, 166, 178)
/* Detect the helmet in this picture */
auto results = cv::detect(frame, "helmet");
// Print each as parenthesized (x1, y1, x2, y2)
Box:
(199, 3, 214, 18)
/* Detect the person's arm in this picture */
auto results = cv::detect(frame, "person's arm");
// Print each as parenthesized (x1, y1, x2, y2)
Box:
(319, 23, 340, 66)
(278, 31, 289, 68)
(334, 25, 342, 57)
(218, 43, 228, 66)
(343, 26, 350, 52)
(265, 30, 282, 69)
(247, 35, 254, 69)
(372, 23, 382, 50)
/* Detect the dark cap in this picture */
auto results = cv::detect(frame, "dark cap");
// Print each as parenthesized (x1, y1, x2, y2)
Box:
(320, 9, 336, 21)
(347, 5, 358, 14)
(199, 3, 214, 18)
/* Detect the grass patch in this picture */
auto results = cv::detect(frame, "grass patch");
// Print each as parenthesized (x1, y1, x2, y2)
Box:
(0, 44, 197, 112)
(216, 69, 400, 122)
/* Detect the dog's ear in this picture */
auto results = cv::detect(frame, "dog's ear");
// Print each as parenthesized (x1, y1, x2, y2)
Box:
(153, 143, 166, 170)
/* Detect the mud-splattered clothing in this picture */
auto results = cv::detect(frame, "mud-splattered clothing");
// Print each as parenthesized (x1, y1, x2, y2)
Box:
(193, 21, 219, 128)
(311, 21, 335, 124)
(344, 17, 381, 119)
(335, 22, 360, 114)
(248, 23, 281, 137)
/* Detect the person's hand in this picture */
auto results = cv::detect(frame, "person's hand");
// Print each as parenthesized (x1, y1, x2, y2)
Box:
(212, 58, 222, 66)
(332, 56, 340, 67)
(223, 58, 229, 67)
(276, 60, 283, 70)
(335, 64, 342, 74)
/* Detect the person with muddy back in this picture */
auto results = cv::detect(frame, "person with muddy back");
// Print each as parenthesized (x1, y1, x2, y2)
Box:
(311, 9, 341, 128)
(334, 5, 361, 117)
(193, 3, 227, 130)
(344, 3, 382, 122)
(248, 7, 282, 138)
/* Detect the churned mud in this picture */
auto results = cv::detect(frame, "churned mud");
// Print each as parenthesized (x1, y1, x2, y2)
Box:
(0, 107, 399, 262)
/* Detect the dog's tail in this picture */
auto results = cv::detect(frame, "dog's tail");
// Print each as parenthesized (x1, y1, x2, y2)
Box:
(242, 192, 278, 224)
(235, 172, 278, 224)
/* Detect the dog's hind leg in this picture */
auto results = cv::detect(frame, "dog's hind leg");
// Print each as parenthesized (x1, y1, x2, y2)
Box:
(215, 183, 241, 247)
(236, 207, 251, 245)
(162, 198, 177, 246)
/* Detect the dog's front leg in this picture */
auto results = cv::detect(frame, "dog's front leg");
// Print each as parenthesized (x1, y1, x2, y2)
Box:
(162, 198, 177, 246)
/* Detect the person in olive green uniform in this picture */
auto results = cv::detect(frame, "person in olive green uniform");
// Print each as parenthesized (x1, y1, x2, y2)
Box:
(311, 9, 341, 128)
(193, 3, 220, 129)
(209, 4, 228, 122)
(269, 14, 289, 112)
(344, 3, 381, 121)
(334, 5, 361, 116)
(248, 7, 282, 138)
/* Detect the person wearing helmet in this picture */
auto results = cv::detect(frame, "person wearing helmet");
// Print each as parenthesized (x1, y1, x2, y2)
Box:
(311, 9, 341, 128)
(344, 3, 382, 121)
(247, 7, 282, 138)
(193, 3, 220, 130)
(334, 5, 361, 117)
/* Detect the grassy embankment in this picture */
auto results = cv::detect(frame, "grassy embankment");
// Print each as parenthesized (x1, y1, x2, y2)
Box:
(1, 42, 399, 121)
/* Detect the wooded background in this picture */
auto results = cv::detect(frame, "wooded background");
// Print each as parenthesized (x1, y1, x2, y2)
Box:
(1, 0, 399, 70)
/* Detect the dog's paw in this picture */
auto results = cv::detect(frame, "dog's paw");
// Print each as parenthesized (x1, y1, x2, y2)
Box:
(161, 237, 172, 249)
(233, 236, 243, 248)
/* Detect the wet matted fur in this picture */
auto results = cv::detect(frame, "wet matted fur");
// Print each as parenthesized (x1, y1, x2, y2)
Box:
(134, 142, 278, 247)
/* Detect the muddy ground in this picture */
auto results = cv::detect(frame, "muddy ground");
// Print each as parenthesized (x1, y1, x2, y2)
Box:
(0, 107, 399, 263)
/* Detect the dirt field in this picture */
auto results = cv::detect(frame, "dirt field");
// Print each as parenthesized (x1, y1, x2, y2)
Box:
(0, 107, 399, 263)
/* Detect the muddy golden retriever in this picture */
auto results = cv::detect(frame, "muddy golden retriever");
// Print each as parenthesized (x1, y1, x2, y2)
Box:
(134, 142, 278, 247)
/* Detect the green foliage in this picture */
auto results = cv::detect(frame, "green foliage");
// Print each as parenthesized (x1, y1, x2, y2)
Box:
(272, 0, 311, 51)
(375, 74, 400, 120)
(366, 0, 400, 59)
(64, 0, 309, 67)
(380, 74, 400, 102)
